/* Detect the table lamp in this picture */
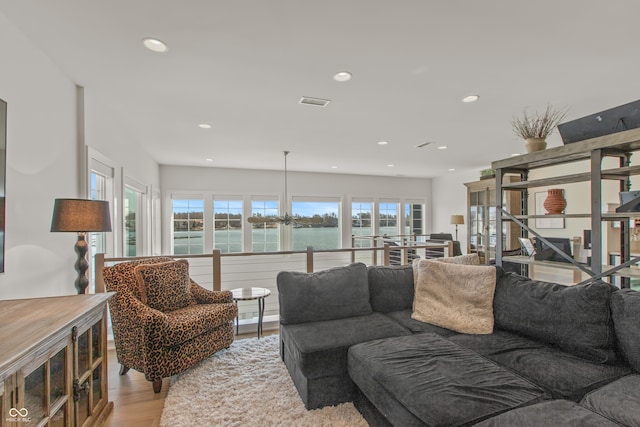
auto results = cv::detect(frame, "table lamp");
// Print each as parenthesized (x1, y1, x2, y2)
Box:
(51, 199, 112, 294)
(450, 214, 465, 241)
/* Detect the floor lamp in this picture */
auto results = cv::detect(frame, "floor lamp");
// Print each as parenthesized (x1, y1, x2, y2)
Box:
(450, 215, 465, 241)
(51, 199, 112, 294)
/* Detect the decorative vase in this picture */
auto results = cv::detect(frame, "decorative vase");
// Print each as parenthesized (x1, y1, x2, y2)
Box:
(543, 188, 566, 214)
(524, 137, 547, 153)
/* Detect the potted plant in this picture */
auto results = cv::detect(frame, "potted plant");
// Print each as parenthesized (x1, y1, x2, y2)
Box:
(480, 168, 495, 180)
(511, 104, 568, 153)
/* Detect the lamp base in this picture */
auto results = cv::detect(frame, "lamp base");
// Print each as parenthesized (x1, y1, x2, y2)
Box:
(74, 234, 89, 294)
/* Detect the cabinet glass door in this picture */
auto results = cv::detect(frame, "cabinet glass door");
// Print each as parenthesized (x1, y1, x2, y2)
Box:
(75, 318, 106, 427)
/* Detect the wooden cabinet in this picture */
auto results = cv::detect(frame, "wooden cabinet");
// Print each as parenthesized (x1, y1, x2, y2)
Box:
(465, 175, 521, 264)
(0, 294, 113, 427)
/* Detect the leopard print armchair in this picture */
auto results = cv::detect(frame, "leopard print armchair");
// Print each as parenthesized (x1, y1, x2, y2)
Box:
(103, 257, 238, 393)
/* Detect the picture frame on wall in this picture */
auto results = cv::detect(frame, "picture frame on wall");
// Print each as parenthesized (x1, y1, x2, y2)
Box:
(535, 191, 565, 229)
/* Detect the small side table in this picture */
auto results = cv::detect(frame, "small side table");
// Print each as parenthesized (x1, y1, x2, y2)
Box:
(230, 287, 271, 338)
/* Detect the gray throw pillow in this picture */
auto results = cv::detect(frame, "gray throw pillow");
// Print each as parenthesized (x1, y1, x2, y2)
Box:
(610, 289, 640, 372)
(493, 269, 617, 364)
(277, 262, 372, 324)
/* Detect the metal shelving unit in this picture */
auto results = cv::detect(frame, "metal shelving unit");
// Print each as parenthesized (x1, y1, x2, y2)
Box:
(492, 127, 640, 288)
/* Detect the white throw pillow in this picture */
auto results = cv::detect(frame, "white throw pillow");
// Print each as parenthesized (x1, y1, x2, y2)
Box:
(412, 259, 496, 334)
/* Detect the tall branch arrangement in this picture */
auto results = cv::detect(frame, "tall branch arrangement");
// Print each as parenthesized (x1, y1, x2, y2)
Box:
(511, 105, 568, 139)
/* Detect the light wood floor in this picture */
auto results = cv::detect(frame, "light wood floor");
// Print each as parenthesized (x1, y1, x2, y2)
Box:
(103, 331, 276, 427)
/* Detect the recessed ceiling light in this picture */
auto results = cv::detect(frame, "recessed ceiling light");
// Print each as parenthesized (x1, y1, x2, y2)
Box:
(198, 123, 212, 129)
(387, 164, 395, 168)
(449, 168, 456, 171)
(378, 141, 388, 145)
(331, 165, 338, 169)
(511, 153, 521, 157)
(462, 95, 479, 103)
(333, 71, 352, 82)
(142, 37, 168, 53)
(205, 158, 213, 162)
(437, 145, 448, 150)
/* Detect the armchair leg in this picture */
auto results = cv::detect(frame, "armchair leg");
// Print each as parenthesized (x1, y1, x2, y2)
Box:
(119, 365, 130, 376)
(152, 379, 162, 393)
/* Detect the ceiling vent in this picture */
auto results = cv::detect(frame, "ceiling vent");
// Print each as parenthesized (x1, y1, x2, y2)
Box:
(299, 96, 330, 107)
(415, 142, 434, 148)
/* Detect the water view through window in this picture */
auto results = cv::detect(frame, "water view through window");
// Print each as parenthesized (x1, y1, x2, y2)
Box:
(173, 199, 204, 255)
(291, 200, 340, 250)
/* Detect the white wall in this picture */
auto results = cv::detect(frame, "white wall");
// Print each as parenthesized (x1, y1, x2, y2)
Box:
(431, 170, 478, 251)
(161, 165, 432, 252)
(0, 11, 159, 299)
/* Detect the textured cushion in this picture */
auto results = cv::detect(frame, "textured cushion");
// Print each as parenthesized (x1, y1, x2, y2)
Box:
(412, 259, 496, 334)
(348, 334, 547, 427)
(580, 375, 640, 426)
(103, 256, 174, 298)
(610, 289, 640, 371)
(277, 263, 372, 324)
(281, 312, 410, 379)
(368, 264, 414, 313)
(493, 270, 617, 364)
(161, 302, 238, 346)
(433, 253, 480, 265)
(448, 330, 633, 401)
(474, 399, 621, 427)
(134, 259, 196, 312)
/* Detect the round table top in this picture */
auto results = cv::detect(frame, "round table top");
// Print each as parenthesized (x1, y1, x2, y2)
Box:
(230, 287, 271, 301)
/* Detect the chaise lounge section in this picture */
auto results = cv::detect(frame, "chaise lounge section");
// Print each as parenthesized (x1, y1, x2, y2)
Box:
(277, 259, 640, 426)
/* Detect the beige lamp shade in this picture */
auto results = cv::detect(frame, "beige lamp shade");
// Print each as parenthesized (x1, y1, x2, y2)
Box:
(50, 199, 112, 232)
(450, 215, 465, 225)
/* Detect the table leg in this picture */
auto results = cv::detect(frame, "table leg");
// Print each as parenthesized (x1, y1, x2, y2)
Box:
(235, 303, 239, 336)
(258, 296, 265, 339)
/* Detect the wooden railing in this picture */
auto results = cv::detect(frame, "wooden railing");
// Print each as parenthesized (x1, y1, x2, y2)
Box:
(94, 241, 452, 294)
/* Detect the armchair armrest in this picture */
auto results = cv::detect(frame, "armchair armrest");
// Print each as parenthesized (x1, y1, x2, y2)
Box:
(189, 279, 234, 304)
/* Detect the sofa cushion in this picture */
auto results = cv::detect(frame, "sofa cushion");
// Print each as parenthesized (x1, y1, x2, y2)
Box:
(610, 289, 640, 372)
(280, 312, 410, 379)
(384, 309, 458, 337)
(580, 374, 640, 427)
(134, 259, 197, 312)
(474, 399, 621, 427)
(348, 333, 547, 427)
(448, 330, 633, 401)
(493, 270, 617, 364)
(433, 253, 480, 265)
(277, 262, 372, 324)
(161, 302, 238, 346)
(412, 259, 496, 334)
(368, 264, 414, 313)
(103, 256, 174, 298)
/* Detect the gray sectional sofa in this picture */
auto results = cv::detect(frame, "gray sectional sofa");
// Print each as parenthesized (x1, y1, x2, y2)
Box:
(276, 261, 640, 426)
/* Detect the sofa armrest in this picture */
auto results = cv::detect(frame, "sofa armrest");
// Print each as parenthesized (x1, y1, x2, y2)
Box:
(189, 279, 234, 304)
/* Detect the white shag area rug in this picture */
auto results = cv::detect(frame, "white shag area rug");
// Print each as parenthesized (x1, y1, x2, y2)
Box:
(160, 334, 368, 427)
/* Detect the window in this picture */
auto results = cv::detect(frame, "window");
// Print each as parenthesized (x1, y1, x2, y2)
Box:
(378, 202, 398, 236)
(405, 203, 424, 237)
(251, 199, 279, 252)
(214, 199, 243, 253)
(172, 199, 204, 255)
(291, 199, 340, 250)
(352, 201, 372, 247)
(123, 177, 148, 257)
(124, 187, 140, 256)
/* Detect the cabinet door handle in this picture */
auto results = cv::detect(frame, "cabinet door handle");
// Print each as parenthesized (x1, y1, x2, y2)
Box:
(73, 378, 89, 402)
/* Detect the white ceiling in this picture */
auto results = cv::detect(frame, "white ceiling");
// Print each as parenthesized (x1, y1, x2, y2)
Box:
(1, 0, 639, 178)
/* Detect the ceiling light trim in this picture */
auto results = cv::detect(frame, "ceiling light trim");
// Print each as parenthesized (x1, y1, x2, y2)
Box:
(142, 37, 168, 53)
